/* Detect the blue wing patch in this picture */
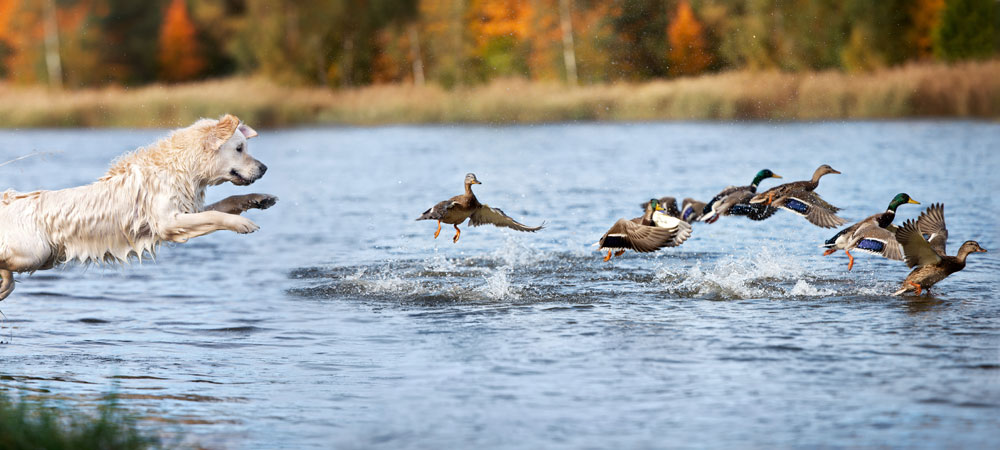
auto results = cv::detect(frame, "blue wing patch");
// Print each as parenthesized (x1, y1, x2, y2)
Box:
(856, 239, 886, 253)
(682, 206, 694, 221)
(783, 198, 809, 215)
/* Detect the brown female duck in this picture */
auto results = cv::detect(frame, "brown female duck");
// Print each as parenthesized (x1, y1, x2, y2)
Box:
(748, 164, 846, 228)
(417, 173, 544, 243)
(893, 203, 987, 296)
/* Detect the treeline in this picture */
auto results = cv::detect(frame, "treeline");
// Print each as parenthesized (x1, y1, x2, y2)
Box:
(0, 0, 997, 89)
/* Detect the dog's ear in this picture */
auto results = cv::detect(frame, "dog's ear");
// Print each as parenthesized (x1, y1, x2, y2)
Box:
(239, 123, 258, 139)
(215, 114, 240, 139)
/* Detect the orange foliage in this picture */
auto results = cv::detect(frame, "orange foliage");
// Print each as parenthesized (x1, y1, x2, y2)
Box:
(469, 0, 532, 51)
(909, 0, 946, 59)
(158, 0, 204, 82)
(667, 0, 711, 77)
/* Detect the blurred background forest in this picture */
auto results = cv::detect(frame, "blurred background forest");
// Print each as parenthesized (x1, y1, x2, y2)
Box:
(0, 0, 998, 126)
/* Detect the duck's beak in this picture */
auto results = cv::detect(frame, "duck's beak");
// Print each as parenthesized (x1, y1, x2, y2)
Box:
(908, 198, 920, 205)
(772, 174, 783, 179)
(655, 205, 664, 211)
(830, 168, 841, 175)
(979, 247, 988, 253)
(473, 180, 482, 185)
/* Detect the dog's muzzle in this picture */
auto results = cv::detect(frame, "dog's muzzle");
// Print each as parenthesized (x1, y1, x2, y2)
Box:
(230, 162, 267, 186)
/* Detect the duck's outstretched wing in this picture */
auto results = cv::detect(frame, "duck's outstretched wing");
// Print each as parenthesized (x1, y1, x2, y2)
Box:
(776, 191, 847, 228)
(599, 219, 678, 253)
(469, 204, 544, 232)
(850, 222, 903, 260)
(895, 218, 942, 268)
(915, 203, 948, 256)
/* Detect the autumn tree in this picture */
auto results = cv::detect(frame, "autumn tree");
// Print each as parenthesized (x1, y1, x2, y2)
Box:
(158, 0, 204, 82)
(667, 0, 711, 76)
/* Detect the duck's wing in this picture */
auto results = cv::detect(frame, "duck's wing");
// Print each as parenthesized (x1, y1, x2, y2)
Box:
(850, 222, 903, 260)
(775, 190, 847, 228)
(895, 218, 942, 268)
(798, 190, 841, 213)
(680, 198, 707, 222)
(915, 203, 948, 256)
(651, 212, 693, 247)
(599, 219, 678, 253)
(417, 199, 457, 221)
(469, 204, 544, 232)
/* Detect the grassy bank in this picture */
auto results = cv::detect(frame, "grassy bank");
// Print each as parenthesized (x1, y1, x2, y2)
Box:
(0, 60, 998, 128)
(0, 391, 161, 449)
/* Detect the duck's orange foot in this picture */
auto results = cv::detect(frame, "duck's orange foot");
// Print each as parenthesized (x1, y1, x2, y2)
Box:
(823, 248, 836, 256)
(603, 250, 613, 262)
(766, 191, 775, 206)
(614, 250, 626, 257)
(452, 225, 461, 243)
(846, 249, 855, 271)
(433, 221, 441, 239)
(908, 281, 922, 296)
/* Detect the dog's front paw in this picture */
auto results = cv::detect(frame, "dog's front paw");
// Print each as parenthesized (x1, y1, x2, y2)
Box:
(228, 216, 260, 234)
(246, 194, 278, 210)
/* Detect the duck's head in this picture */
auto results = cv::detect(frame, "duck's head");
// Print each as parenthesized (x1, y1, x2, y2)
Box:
(887, 193, 920, 211)
(959, 241, 987, 254)
(464, 173, 482, 185)
(814, 164, 841, 178)
(647, 198, 665, 211)
(751, 169, 782, 186)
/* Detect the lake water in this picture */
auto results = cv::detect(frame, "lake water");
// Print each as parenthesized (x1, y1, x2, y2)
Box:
(0, 122, 998, 448)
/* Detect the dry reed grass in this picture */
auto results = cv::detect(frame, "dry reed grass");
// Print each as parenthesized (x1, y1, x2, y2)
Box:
(0, 60, 997, 128)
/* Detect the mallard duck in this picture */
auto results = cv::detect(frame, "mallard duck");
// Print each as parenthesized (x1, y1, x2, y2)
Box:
(892, 204, 986, 296)
(748, 164, 846, 229)
(680, 198, 707, 223)
(416, 173, 544, 243)
(701, 169, 782, 224)
(599, 198, 692, 261)
(639, 197, 680, 218)
(821, 193, 920, 270)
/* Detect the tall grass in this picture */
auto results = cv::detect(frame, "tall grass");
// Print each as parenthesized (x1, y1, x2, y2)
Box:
(0, 391, 161, 449)
(0, 60, 997, 128)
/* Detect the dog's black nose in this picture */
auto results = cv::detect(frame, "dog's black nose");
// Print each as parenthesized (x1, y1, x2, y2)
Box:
(258, 163, 267, 176)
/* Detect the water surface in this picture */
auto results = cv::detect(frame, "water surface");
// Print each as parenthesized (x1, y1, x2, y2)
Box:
(1, 122, 998, 448)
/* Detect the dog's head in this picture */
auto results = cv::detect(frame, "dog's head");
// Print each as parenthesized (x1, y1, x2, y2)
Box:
(200, 114, 267, 186)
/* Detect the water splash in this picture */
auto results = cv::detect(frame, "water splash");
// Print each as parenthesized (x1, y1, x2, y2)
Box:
(656, 248, 825, 299)
(479, 267, 522, 301)
(787, 279, 835, 296)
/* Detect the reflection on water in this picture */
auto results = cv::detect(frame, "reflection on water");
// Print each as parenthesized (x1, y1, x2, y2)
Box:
(1, 122, 998, 448)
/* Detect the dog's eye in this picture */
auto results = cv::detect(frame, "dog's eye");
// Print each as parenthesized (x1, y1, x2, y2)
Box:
(236, 144, 244, 153)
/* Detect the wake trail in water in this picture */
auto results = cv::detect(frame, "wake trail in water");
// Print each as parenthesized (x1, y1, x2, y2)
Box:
(290, 238, 901, 303)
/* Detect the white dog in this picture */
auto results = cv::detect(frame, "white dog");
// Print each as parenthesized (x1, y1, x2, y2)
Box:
(0, 114, 277, 301)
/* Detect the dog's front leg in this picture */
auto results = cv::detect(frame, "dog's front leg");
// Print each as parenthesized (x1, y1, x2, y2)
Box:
(163, 211, 259, 243)
(204, 193, 278, 215)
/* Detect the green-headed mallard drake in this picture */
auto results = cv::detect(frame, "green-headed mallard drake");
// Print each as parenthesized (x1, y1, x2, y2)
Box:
(748, 164, 846, 229)
(892, 204, 986, 296)
(600, 198, 692, 261)
(822, 193, 920, 270)
(417, 173, 544, 243)
(701, 169, 782, 224)
(680, 198, 707, 223)
(639, 197, 681, 218)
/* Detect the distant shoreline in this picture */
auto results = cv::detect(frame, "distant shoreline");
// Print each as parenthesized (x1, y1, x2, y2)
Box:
(0, 60, 997, 128)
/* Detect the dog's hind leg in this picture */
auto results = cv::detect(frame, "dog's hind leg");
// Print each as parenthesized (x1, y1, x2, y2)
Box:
(204, 194, 278, 215)
(163, 211, 260, 243)
(0, 270, 13, 302)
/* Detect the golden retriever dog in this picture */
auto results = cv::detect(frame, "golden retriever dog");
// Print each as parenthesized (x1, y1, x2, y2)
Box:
(0, 114, 277, 301)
